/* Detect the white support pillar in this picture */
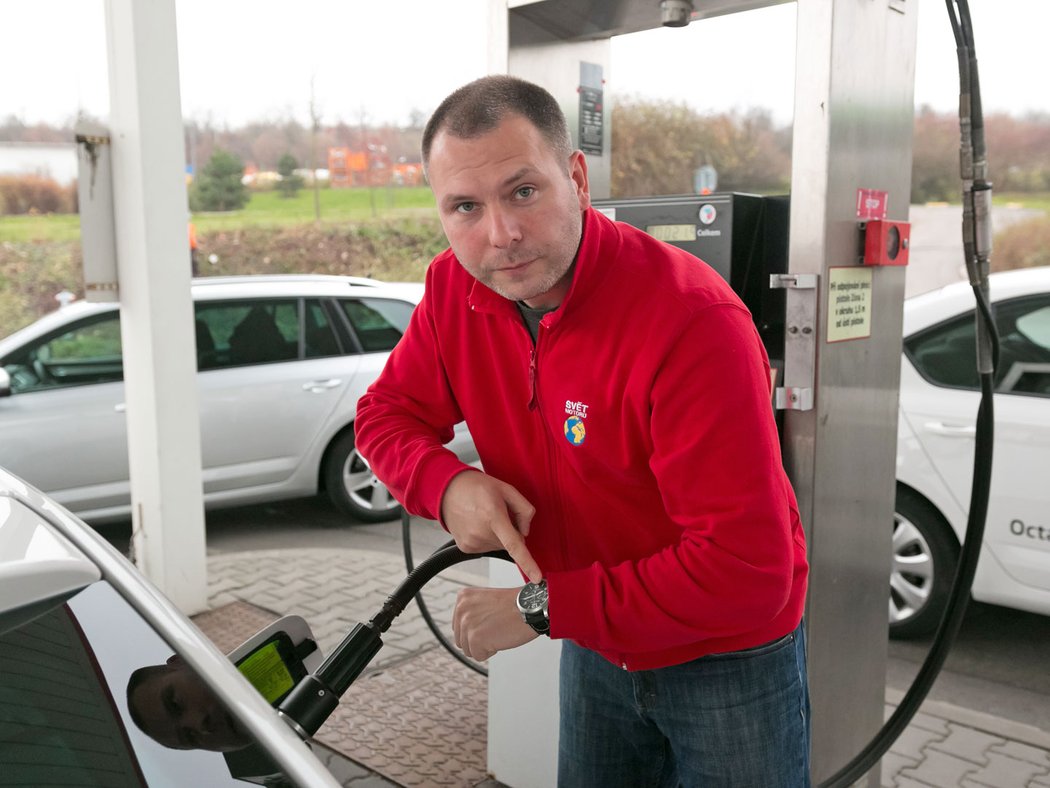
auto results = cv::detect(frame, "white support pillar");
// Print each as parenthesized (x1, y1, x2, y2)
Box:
(104, 0, 207, 613)
(486, 0, 509, 75)
(487, 560, 561, 788)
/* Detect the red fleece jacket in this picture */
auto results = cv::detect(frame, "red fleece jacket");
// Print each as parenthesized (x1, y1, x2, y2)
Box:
(355, 208, 808, 670)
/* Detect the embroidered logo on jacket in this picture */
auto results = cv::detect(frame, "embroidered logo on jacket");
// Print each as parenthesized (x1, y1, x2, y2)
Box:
(563, 400, 589, 446)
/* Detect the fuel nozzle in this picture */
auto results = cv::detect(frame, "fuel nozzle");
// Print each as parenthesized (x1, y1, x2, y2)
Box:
(278, 622, 383, 738)
(275, 542, 512, 740)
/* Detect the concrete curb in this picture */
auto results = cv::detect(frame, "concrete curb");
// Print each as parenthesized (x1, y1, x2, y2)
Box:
(886, 687, 1050, 751)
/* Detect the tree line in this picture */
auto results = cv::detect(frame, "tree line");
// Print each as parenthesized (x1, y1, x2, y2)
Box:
(610, 99, 1050, 201)
(3, 102, 1050, 211)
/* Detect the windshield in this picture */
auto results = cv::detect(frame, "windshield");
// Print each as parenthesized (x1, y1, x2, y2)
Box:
(0, 581, 298, 786)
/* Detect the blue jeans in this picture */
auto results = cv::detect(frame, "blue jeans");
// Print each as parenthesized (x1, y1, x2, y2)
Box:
(558, 623, 811, 787)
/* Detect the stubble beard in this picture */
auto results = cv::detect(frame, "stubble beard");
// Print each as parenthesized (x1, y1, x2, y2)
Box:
(483, 210, 583, 304)
(484, 253, 570, 303)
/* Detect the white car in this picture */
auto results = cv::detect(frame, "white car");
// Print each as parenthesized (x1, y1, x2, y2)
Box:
(0, 275, 471, 524)
(0, 465, 347, 786)
(894, 266, 1050, 637)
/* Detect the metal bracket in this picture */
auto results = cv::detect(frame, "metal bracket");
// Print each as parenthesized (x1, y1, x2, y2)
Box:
(775, 386, 814, 411)
(769, 273, 818, 290)
(770, 273, 819, 411)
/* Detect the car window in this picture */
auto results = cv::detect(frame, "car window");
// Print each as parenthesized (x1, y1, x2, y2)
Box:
(0, 312, 123, 394)
(195, 300, 300, 370)
(1015, 305, 1050, 349)
(304, 299, 343, 359)
(905, 294, 1050, 396)
(0, 580, 302, 786)
(339, 297, 414, 353)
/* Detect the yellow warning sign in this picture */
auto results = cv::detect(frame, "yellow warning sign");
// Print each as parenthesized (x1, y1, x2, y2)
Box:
(827, 267, 873, 342)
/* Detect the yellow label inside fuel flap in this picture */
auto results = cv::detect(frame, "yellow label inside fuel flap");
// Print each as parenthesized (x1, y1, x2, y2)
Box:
(237, 641, 295, 704)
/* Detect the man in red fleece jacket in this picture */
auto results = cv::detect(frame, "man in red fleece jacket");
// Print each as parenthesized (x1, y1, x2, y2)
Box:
(355, 75, 811, 787)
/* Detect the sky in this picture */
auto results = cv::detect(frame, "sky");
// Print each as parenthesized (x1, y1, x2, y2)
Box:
(2, 1, 1049, 130)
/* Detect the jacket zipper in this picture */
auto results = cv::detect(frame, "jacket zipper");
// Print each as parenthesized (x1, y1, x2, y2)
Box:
(527, 348, 538, 411)
(529, 320, 573, 579)
(533, 311, 629, 672)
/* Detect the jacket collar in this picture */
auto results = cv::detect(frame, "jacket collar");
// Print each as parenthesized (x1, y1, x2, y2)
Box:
(465, 207, 615, 326)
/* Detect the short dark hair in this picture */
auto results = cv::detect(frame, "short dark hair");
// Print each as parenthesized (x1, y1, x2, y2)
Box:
(126, 663, 168, 733)
(422, 75, 572, 171)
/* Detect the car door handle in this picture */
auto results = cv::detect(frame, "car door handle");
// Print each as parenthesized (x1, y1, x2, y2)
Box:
(923, 421, 976, 437)
(302, 379, 342, 393)
(115, 403, 126, 413)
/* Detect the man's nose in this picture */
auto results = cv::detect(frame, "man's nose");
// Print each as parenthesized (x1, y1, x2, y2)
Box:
(183, 704, 212, 736)
(487, 206, 522, 248)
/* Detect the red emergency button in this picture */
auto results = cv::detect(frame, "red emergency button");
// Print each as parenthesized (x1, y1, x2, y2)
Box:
(862, 220, 910, 266)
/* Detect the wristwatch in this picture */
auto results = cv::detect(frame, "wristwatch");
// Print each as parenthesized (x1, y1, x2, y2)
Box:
(516, 580, 550, 636)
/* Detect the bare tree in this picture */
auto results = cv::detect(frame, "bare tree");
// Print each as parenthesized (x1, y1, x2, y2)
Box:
(309, 77, 322, 222)
(611, 97, 790, 198)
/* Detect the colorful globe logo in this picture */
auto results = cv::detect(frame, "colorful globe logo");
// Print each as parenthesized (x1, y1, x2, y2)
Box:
(564, 417, 586, 446)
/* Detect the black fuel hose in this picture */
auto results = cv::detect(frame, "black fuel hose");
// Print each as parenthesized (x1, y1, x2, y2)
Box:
(402, 509, 490, 676)
(373, 539, 512, 634)
(279, 539, 511, 738)
(820, 332, 995, 787)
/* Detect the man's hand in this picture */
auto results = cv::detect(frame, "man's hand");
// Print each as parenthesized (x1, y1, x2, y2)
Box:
(453, 586, 539, 662)
(441, 471, 542, 582)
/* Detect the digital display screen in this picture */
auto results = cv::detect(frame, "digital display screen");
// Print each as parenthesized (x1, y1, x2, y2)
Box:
(646, 224, 696, 242)
(236, 640, 295, 704)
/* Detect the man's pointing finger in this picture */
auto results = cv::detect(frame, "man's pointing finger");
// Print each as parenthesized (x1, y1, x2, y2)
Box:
(493, 520, 542, 582)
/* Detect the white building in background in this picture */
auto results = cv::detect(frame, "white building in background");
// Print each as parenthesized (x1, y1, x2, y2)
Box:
(0, 142, 78, 183)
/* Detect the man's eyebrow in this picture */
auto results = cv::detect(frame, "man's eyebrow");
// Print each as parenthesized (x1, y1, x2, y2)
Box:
(441, 192, 474, 209)
(440, 167, 538, 209)
(501, 167, 536, 187)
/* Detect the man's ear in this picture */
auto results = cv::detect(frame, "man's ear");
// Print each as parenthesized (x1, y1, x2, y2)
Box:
(569, 151, 591, 212)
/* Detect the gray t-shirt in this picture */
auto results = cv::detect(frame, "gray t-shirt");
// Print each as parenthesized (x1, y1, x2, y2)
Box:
(516, 302, 556, 343)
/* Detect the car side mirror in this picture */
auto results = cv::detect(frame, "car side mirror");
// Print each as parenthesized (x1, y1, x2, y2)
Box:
(0, 367, 10, 398)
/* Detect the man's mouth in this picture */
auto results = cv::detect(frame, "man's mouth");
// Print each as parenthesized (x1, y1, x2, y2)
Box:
(499, 258, 536, 272)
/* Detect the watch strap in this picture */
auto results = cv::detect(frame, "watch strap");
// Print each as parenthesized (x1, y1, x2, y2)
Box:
(523, 608, 549, 635)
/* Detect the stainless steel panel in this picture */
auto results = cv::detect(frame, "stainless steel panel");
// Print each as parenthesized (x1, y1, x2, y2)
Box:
(509, 0, 791, 42)
(509, 17, 613, 198)
(785, 1, 918, 783)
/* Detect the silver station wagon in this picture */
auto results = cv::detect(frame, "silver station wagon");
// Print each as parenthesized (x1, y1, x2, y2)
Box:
(0, 275, 473, 524)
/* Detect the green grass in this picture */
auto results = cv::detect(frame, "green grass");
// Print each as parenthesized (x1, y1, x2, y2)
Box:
(923, 193, 1050, 212)
(6, 186, 1049, 244)
(993, 192, 1050, 212)
(193, 186, 438, 232)
(0, 213, 81, 243)
(0, 186, 439, 242)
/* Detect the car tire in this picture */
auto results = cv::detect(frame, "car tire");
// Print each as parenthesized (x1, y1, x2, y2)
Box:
(890, 488, 960, 639)
(323, 431, 404, 523)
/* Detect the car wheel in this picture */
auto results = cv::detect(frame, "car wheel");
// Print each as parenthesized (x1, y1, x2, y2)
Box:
(889, 489, 960, 639)
(323, 431, 404, 523)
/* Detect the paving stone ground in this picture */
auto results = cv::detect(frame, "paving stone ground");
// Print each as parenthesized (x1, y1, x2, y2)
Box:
(198, 547, 1050, 788)
(198, 547, 495, 787)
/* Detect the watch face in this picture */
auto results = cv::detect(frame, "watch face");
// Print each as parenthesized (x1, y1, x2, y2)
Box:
(518, 582, 548, 615)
